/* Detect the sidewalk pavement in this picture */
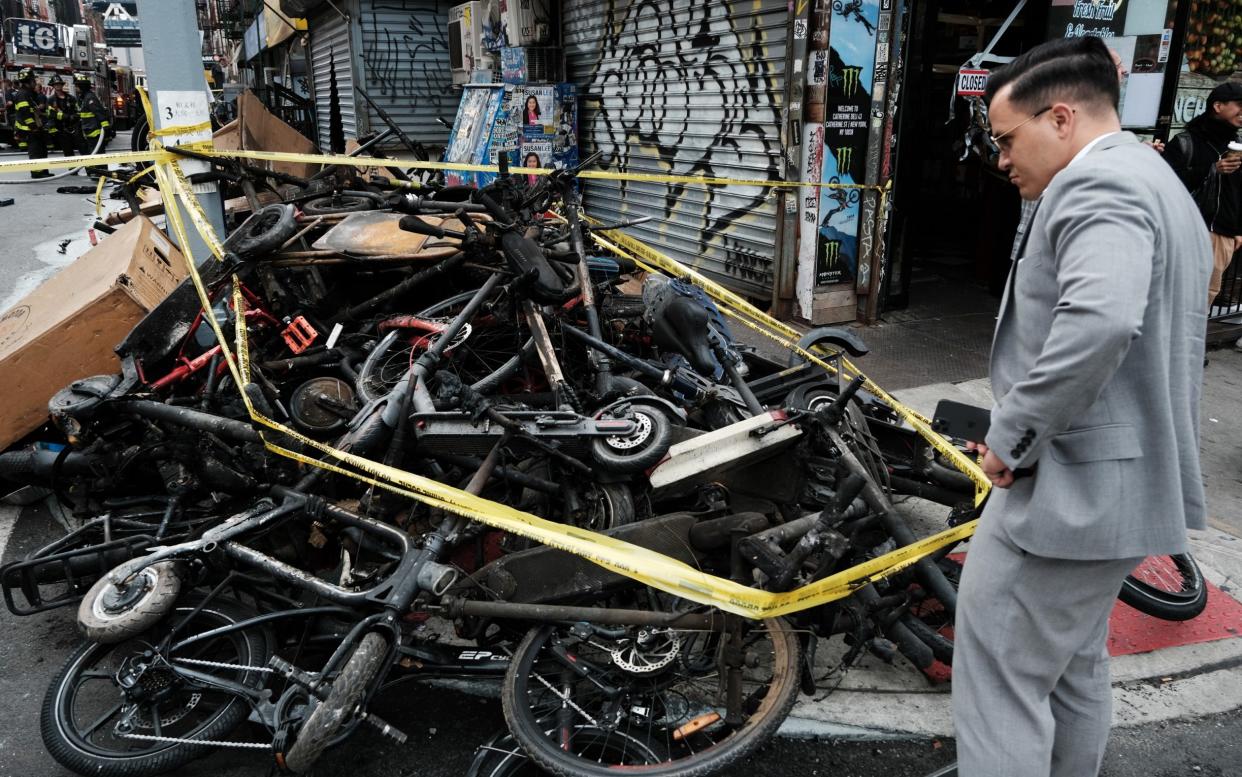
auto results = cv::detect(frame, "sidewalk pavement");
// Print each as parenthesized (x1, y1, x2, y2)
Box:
(777, 372, 1242, 741)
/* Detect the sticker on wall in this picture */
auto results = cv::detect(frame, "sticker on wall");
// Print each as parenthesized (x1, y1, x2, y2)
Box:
(816, 0, 881, 286)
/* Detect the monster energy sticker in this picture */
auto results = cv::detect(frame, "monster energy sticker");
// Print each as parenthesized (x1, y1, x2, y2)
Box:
(817, 0, 881, 285)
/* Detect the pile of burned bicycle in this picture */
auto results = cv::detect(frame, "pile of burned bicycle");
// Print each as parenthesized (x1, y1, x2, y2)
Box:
(0, 155, 1207, 777)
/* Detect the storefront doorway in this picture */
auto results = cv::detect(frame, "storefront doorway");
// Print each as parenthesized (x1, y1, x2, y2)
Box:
(884, 0, 1048, 314)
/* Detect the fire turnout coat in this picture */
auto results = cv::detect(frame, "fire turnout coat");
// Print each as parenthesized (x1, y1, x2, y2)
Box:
(78, 90, 110, 139)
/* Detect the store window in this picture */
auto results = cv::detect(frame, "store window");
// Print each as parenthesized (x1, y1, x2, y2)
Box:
(1172, 0, 1242, 132)
(1047, 0, 1179, 129)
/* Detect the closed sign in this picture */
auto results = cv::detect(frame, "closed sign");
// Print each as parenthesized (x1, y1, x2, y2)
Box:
(956, 69, 989, 96)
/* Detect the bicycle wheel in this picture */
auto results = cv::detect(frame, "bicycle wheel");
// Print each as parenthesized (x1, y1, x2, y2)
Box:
(42, 595, 270, 777)
(283, 631, 390, 773)
(1119, 554, 1208, 621)
(355, 288, 530, 404)
(502, 616, 801, 777)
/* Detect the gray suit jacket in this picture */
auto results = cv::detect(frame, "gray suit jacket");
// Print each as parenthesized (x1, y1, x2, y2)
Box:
(983, 132, 1212, 560)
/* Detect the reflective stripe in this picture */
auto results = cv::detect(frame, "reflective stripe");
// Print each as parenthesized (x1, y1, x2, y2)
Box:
(14, 100, 29, 108)
(79, 112, 95, 117)
(86, 130, 101, 137)
(15, 122, 32, 130)
(101, 120, 111, 127)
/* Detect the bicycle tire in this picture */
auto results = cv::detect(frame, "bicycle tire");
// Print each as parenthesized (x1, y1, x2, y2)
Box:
(354, 288, 527, 404)
(283, 631, 389, 773)
(42, 595, 269, 777)
(502, 616, 801, 777)
(1119, 554, 1208, 621)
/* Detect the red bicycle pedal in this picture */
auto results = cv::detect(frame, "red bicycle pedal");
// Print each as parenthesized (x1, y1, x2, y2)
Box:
(282, 316, 318, 354)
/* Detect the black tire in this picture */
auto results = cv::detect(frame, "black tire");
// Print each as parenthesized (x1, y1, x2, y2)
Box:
(590, 404, 673, 474)
(223, 203, 297, 258)
(76, 560, 182, 644)
(283, 631, 389, 773)
(502, 616, 801, 777)
(783, 382, 839, 413)
(1119, 554, 1208, 621)
(467, 730, 539, 777)
(301, 191, 385, 215)
(578, 482, 637, 530)
(42, 595, 269, 777)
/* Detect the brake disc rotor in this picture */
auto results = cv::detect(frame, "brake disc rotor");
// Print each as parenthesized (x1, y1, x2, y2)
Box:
(603, 411, 652, 451)
(609, 629, 681, 674)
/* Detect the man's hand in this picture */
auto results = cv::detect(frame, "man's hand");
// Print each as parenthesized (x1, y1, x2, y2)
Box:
(1144, 139, 1166, 154)
(1216, 155, 1241, 175)
(967, 440, 1016, 489)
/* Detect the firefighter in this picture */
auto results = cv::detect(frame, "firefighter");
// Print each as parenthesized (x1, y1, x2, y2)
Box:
(46, 74, 80, 157)
(74, 74, 110, 155)
(13, 68, 51, 179)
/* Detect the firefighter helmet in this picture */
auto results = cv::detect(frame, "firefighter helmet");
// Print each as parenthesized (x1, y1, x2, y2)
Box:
(48, 74, 65, 86)
(73, 74, 93, 88)
(16, 67, 35, 83)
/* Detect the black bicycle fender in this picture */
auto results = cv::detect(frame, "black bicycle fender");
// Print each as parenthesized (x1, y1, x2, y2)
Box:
(790, 327, 870, 365)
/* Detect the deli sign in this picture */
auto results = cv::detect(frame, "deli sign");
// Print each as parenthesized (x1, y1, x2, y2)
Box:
(956, 68, 990, 96)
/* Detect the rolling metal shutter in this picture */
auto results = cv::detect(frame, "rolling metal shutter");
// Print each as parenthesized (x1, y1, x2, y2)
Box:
(356, 0, 458, 147)
(310, 9, 358, 147)
(564, 0, 789, 298)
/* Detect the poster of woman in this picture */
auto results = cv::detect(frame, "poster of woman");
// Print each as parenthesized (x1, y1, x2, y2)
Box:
(521, 140, 552, 187)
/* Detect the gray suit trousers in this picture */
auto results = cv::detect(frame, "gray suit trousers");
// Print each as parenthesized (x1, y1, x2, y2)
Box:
(951, 519, 1141, 777)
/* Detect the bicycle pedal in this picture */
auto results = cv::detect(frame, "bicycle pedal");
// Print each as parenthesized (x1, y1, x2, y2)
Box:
(359, 710, 408, 744)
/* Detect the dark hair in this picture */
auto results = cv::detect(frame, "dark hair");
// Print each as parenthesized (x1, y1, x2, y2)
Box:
(984, 37, 1120, 115)
(524, 152, 540, 164)
(525, 95, 540, 117)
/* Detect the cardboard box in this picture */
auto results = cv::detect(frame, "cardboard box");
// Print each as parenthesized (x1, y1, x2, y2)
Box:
(213, 90, 320, 180)
(0, 217, 188, 449)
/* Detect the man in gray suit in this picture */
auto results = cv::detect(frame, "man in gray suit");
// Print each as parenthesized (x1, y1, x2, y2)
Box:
(949, 37, 1211, 777)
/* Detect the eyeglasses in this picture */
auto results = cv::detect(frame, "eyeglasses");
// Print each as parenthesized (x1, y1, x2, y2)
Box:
(990, 106, 1052, 150)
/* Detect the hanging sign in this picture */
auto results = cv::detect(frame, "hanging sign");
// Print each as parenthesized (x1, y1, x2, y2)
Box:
(956, 68, 990, 96)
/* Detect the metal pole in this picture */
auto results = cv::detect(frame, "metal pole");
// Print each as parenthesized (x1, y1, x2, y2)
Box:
(136, 0, 226, 262)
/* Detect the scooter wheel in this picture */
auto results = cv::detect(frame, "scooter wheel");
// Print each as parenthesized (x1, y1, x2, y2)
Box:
(77, 559, 182, 644)
(590, 404, 673, 474)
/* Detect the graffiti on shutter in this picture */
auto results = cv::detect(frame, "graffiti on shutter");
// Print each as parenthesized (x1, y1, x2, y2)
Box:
(568, 0, 786, 297)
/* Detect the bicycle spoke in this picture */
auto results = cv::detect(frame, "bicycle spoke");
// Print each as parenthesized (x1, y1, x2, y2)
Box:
(80, 701, 125, 739)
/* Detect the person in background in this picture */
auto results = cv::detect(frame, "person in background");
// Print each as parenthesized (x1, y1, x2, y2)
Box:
(46, 75, 80, 157)
(74, 74, 111, 155)
(12, 68, 51, 179)
(1163, 81, 1242, 318)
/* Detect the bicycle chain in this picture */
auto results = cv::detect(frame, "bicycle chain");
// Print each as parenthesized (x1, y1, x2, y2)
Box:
(118, 731, 272, 749)
(530, 670, 600, 727)
(175, 657, 275, 673)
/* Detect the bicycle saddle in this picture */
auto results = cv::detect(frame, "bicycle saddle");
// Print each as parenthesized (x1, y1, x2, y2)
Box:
(651, 295, 717, 377)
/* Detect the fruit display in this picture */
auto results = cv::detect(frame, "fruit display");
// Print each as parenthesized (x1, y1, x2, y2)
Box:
(1185, 0, 1242, 76)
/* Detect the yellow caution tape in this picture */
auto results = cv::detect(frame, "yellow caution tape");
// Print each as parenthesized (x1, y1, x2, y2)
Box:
(94, 174, 107, 218)
(193, 147, 885, 193)
(150, 120, 213, 137)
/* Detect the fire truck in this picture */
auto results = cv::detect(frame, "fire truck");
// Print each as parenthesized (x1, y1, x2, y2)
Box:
(2, 17, 113, 147)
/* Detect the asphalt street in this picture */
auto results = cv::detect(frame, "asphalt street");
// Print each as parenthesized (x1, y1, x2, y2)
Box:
(1, 140, 1241, 776)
